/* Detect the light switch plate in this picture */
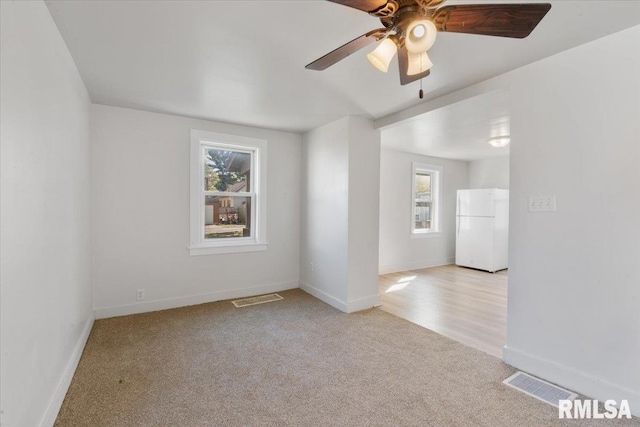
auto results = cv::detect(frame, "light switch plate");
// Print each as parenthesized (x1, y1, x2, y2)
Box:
(529, 195, 556, 213)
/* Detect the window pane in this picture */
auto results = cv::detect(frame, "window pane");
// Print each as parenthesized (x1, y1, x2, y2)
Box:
(204, 148, 251, 192)
(204, 196, 252, 239)
(415, 173, 431, 200)
(415, 201, 432, 230)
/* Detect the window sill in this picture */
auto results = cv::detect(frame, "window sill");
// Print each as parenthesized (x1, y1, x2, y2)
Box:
(411, 231, 442, 239)
(188, 242, 268, 256)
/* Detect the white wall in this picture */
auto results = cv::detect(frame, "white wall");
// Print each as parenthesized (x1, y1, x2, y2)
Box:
(300, 118, 350, 306)
(378, 149, 468, 274)
(468, 156, 509, 189)
(347, 118, 381, 307)
(0, 2, 94, 426)
(377, 25, 640, 415)
(504, 25, 640, 414)
(91, 105, 301, 317)
(300, 117, 381, 312)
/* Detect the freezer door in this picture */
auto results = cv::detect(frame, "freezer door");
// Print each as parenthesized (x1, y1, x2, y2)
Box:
(457, 189, 496, 217)
(456, 216, 495, 271)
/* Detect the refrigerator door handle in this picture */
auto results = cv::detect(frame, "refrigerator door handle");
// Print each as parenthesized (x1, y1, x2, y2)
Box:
(457, 193, 460, 237)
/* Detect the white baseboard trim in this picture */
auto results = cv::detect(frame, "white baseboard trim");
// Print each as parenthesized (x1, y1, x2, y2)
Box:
(299, 281, 348, 313)
(94, 281, 299, 319)
(503, 346, 640, 417)
(299, 281, 381, 314)
(378, 257, 454, 275)
(346, 293, 382, 313)
(40, 313, 95, 427)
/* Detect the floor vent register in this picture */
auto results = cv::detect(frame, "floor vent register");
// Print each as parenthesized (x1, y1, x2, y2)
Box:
(503, 372, 578, 407)
(232, 293, 284, 308)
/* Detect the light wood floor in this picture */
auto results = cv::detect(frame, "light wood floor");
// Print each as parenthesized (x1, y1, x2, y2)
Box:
(378, 264, 507, 358)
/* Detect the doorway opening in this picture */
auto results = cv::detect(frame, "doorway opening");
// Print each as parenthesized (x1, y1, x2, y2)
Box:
(377, 91, 510, 358)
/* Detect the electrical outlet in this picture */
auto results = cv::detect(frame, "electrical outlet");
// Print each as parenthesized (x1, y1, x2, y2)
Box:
(136, 289, 145, 301)
(528, 195, 556, 213)
(309, 262, 314, 272)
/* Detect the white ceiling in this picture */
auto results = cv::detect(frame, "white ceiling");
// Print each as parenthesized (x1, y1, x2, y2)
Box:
(46, 0, 640, 133)
(381, 90, 510, 161)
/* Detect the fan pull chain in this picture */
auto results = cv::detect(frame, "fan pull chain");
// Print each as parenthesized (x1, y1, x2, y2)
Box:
(419, 53, 424, 99)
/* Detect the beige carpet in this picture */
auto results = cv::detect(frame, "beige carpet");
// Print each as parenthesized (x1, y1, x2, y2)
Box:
(55, 289, 638, 426)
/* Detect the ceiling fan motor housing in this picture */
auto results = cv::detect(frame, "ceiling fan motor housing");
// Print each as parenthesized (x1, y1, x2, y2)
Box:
(377, 0, 439, 48)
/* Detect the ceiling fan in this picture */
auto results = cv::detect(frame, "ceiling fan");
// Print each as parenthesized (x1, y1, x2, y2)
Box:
(306, 0, 551, 95)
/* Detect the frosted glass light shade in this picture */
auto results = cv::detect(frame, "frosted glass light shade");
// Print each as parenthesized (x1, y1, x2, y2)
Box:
(488, 136, 511, 147)
(405, 20, 437, 54)
(407, 51, 433, 75)
(367, 38, 397, 73)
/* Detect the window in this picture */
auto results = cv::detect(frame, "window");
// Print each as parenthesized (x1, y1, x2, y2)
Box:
(190, 130, 267, 255)
(411, 162, 441, 236)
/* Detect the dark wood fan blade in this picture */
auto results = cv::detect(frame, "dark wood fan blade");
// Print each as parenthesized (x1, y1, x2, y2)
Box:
(306, 29, 386, 71)
(433, 4, 552, 39)
(398, 45, 430, 86)
(327, 0, 388, 13)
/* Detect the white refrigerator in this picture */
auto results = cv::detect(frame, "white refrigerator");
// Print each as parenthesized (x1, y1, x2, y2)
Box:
(455, 189, 509, 273)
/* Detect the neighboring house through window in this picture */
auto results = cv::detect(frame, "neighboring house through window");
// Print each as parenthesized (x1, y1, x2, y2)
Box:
(411, 162, 442, 236)
(190, 129, 267, 255)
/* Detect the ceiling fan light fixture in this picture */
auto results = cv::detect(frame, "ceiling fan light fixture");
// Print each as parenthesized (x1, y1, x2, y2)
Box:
(488, 136, 511, 148)
(405, 20, 437, 54)
(367, 38, 397, 73)
(412, 24, 426, 38)
(407, 51, 433, 76)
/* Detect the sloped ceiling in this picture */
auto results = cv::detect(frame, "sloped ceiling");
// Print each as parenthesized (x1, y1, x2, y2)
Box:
(46, 0, 640, 133)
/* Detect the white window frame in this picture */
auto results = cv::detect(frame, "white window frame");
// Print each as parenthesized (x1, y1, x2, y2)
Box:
(411, 162, 442, 237)
(189, 129, 267, 255)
